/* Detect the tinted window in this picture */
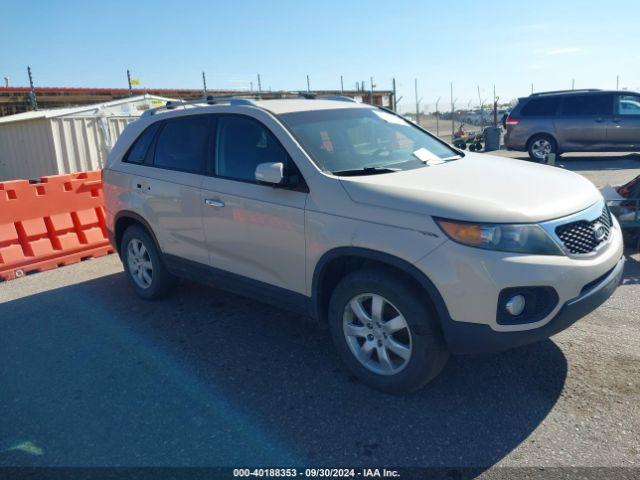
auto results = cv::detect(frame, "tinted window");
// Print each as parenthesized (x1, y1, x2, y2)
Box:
(216, 116, 289, 182)
(154, 116, 209, 172)
(618, 95, 640, 115)
(562, 95, 613, 116)
(124, 123, 160, 164)
(520, 97, 559, 116)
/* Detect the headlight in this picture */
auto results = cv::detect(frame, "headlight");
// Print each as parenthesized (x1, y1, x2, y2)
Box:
(435, 219, 563, 255)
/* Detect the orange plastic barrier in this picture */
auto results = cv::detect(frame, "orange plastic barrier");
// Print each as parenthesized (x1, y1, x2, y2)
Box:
(0, 171, 114, 282)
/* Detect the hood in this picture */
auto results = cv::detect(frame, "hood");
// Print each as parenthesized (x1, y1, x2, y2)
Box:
(339, 152, 601, 223)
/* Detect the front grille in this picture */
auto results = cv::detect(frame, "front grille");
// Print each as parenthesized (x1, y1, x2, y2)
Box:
(555, 207, 612, 255)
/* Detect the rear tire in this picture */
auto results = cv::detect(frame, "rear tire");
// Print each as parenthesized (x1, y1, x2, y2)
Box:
(121, 225, 176, 300)
(327, 268, 449, 394)
(528, 134, 557, 162)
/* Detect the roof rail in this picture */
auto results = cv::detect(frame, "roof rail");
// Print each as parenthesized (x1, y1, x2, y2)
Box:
(531, 89, 602, 97)
(140, 91, 360, 117)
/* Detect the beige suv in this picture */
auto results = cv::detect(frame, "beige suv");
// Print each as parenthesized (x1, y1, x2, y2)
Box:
(104, 96, 625, 393)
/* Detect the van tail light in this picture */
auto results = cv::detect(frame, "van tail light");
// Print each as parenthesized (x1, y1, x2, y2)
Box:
(505, 116, 519, 126)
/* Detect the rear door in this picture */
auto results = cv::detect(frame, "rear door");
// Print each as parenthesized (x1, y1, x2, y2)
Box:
(555, 94, 613, 149)
(132, 114, 211, 265)
(608, 94, 640, 148)
(200, 114, 308, 295)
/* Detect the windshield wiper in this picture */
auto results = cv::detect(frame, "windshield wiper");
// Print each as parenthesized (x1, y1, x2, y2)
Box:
(331, 166, 400, 177)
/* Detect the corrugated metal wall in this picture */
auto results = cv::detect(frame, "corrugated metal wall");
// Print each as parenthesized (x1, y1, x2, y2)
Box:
(0, 116, 135, 181)
(51, 116, 135, 174)
(0, 119, 58, 180)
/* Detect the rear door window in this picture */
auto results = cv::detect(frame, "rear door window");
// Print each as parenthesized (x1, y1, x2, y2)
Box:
(154, 116, 210, 173)
(561, 95, 613, 116)
(124, 123, 161, 164)
(520, 97, 560, 116)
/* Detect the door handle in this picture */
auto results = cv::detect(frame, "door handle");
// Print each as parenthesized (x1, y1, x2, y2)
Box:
(594, 117, 604, 123)
(204, 198, 225, 207)
(612, 117, 621, 123)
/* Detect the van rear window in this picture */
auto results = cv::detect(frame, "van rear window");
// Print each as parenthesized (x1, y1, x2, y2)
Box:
(520, 97, 560, 116)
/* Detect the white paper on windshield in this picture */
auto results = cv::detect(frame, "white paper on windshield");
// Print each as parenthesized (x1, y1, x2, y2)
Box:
(372, 110, 408, 126)
(412, 147, 445, 165)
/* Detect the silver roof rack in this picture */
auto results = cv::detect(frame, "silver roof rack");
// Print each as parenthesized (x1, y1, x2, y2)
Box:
(141, 91, 359, 117)
(141, 95, 262, 117)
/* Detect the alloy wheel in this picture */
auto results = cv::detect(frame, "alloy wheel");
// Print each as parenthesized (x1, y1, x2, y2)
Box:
(531, 139, 552, 160)
(127, 238, 153, 289)
(342, 293, 413, 375)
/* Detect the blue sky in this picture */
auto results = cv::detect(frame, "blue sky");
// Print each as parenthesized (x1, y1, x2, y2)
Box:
(2, 0, 639, 112)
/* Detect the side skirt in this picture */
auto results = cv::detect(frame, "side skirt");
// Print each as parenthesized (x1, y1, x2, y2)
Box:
(163, 254, 313, 317)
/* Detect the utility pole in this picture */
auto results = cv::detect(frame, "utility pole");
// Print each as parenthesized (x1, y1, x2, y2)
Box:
(435, 97, 441, 137)
(249, 81, 253, 92)
(450, 82, 455, 140)
(3, 77, 8, 88)
(306, 74, 311, 93)
(202, 71, 207, 95)
(27, 66, 38, 110)
(477, 85, 484, 129)
(571, 79, 575, 90)
(257, 74, 262, 98)
(414, 79, 421, 124)
(127, 69, 132, 96)
(340, 75, 344, 95)
(493, 84, 498, 127)
(370, 77, 374, 105)
(531, 83, 534, 94)
(617, 75, 620, 90)
(392, 78, 397, 111)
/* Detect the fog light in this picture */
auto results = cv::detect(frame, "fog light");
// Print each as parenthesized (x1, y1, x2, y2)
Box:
(505, 294, 526, 316)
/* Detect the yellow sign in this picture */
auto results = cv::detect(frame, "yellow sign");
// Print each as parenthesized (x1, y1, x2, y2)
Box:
(130, 78, 141, 86)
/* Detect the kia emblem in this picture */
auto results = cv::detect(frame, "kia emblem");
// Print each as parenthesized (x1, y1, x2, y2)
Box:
(593, 222, 607, 242)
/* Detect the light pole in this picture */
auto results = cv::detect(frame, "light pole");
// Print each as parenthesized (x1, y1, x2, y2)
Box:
(450, 82, 455, 140)
(435, 97, 441, 137)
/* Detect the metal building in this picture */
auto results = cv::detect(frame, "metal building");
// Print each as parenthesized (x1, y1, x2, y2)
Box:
(0, 94, 172, 181)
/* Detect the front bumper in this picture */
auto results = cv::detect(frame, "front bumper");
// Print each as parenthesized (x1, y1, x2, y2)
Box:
(440, 255, 624, 354)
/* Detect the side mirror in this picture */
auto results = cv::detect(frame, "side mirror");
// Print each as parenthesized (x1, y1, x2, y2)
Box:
(255, 162, 285, 186)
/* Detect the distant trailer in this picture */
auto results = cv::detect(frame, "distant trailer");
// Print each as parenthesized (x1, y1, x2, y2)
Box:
(0, 94, 172, 181)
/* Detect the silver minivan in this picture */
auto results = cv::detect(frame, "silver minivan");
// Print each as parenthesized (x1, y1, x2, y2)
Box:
(505, 89, 640, 160)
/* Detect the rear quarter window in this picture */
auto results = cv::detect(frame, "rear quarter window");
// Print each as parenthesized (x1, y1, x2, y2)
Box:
(520, 97, 560, 116)
(123, 123, 161, 164)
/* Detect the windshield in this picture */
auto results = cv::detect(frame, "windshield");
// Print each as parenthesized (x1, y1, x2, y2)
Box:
(279, 108, 460, 175)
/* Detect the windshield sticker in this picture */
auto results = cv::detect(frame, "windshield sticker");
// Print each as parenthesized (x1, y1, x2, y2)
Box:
(372, 110, 408, 126)
(412, 147, 445, 165)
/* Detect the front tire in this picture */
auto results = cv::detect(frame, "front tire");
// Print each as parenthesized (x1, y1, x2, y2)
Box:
(121, 225, 175, 300)
(328, 269, 449, 393)
(528, 134, 557, 162)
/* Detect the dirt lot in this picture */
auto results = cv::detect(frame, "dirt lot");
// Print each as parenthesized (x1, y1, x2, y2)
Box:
(0, 154, 639, 473)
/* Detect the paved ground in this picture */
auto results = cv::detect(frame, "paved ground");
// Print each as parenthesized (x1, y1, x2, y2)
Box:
(0, 155, 639, 472)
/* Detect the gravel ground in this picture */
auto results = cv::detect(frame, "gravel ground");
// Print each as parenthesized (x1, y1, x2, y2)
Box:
(0, 155, 639, 474)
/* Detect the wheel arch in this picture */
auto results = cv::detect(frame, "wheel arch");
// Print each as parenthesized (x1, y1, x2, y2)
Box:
(114, 211, 162, 257)
(311, 247, 452, 328)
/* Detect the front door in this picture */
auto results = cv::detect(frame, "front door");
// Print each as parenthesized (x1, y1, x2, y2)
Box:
(200, 114, 308, 295)
(608, 94, 640, 149)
